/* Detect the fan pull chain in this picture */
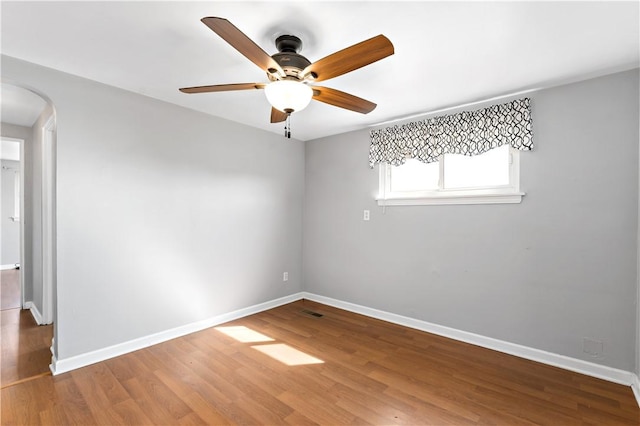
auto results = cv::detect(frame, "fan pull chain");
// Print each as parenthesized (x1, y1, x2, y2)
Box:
(284, 114, 292, 139)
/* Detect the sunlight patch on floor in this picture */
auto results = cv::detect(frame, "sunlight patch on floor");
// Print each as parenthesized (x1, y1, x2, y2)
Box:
(215, 326, 274, 343)
(252, 343, 324, 366)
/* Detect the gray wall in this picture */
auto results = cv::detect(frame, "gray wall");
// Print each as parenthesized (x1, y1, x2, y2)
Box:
(1, 108, 51, 320)
(29, 104, 54, 320)
(2, 55, 305, 361)
(1, 123, 33, 303)
(304, 69, 639, 372)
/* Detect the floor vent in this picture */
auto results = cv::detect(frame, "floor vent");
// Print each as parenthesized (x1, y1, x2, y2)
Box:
(301, 309, 323, 318)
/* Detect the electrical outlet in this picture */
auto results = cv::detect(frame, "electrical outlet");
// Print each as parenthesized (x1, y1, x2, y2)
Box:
(363, 210, 370, 221)
(283, 272, 289, 282)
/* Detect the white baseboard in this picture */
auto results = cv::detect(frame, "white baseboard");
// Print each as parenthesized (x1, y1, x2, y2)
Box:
(48, 336, 57, 374)
(51, 292, 305, 375)
(1, 264, 18, 270)
(24, 301, 44, 325)
(49, 352, 58, 375)
(302, 292, 637, 389)
(632, 374, 640, 407)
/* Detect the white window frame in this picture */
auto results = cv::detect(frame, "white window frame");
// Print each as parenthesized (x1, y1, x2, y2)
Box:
(377, 146, 524, 206)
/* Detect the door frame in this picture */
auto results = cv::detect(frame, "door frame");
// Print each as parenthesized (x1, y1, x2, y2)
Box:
(1, 136, 26, 308)
(41, 114, 55, 325)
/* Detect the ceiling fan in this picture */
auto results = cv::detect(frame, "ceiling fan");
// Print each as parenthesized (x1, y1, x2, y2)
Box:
(179, 17, 394, 137)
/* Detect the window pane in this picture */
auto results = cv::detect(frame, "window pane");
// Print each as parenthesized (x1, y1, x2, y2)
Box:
(444, 145, 510, 189)
(390, 159, 439, 192)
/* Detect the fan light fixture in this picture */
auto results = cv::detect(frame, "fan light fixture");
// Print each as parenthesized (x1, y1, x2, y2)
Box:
(179, 17, 395, 138)
(264, 80, 313, 113)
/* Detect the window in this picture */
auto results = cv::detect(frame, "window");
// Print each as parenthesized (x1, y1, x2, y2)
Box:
(378, 145, 523, 205)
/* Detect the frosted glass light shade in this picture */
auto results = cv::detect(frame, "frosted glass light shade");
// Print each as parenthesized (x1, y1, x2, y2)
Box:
(264, 80, 313, 113)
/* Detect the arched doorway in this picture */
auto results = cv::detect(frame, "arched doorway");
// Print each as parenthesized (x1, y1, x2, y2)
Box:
(1, 82, 57, 385)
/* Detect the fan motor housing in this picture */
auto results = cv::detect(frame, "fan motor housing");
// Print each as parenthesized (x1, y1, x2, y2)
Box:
(267, 35, 311, 81)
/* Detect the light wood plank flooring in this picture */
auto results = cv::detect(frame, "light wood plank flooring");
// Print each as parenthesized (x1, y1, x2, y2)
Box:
(1, 269, 21, 310)
(1, 308, 53, 388)
(1, 269, 54, 388)
(2, 299, 639, 425)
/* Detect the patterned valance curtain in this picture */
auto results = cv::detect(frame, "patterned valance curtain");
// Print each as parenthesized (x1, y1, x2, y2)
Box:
(369, 98, 533, 168)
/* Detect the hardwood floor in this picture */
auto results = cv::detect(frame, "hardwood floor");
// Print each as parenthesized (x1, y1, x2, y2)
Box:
(1, 308, 54, 388)
(2, 299, 639, 425)
(1, 269, 54, 388)
(1, 269, 21, 310)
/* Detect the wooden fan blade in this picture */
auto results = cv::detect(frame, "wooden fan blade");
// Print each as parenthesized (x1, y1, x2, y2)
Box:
(270, 107, 288, 123)
(179, 83, 265, 94)
(301, 35, 394, 82)
(201, 17, 284, 78)
(312, 86, 376, 114)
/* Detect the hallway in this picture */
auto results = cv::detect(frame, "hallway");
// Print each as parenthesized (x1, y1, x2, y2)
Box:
(1, 269, 53, 388)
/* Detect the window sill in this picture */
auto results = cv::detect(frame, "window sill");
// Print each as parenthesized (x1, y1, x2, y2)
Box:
(376, 192, 524, 206)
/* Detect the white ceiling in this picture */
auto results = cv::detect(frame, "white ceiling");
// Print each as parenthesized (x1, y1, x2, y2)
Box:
(1, 1, 638, 141)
